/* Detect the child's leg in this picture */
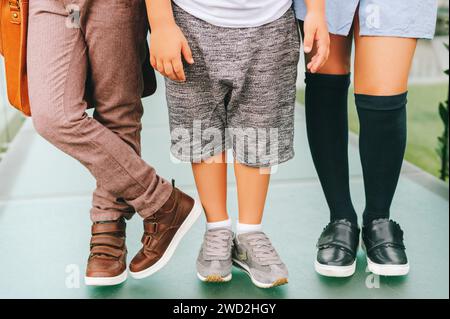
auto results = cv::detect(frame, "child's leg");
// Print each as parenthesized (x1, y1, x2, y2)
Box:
(353, 17, 417, 225)
(192, 152, 229, 223)
(300, 23, 360, 278)
(354, 17, 415, 276)
(193, 153, 234, 283)
(234, 163, 271, 226)
(233, 162, 290, 288)
(300, 22, 357, 224)
(227, 9, 298, 288)
(164, 5, 237, 282)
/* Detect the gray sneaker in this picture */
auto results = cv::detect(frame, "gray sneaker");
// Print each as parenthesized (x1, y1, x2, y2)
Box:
(233, 232, 288, 289)
(196, 228, 234, 283)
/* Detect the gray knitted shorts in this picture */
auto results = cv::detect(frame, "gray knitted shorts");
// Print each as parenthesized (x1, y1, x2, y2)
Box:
(165, 5, 300, 168)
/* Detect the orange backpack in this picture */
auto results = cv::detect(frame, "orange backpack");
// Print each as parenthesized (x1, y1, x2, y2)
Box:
(0, 0, 30, 116)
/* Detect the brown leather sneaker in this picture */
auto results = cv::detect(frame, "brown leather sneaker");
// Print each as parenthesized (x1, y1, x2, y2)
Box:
(129, 187, 201, 279)
(85, 218, 128, 286)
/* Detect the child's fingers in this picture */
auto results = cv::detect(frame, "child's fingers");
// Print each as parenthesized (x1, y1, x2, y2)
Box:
(307, 56, 319, 73)
(317, 31, 330, 68)
(303, 25, 315, 54)
(307, 60, 315, 72)
(163, 60, 178, 81)
(156, 59, 165, 75)
(310, 56, 323, 73)
(150, 55, 157, 69)
(172, 59, 186, 82)
(181, 40, 194, 64)
(310, 47, 328, 73)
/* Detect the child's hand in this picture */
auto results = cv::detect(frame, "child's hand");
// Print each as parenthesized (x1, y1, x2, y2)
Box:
(303, 11, 330, 73)
(150, 23, 194, 82)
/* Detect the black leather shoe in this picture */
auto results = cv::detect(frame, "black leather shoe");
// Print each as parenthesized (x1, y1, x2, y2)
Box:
(315, 220, 360, 277)
(362, 219, 409, 276)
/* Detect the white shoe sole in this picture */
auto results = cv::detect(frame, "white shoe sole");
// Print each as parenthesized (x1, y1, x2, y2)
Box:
(232, 259, 288, 289)
(85, 270, 127, 286)
(130, 198, 202, 280)
(314, 260, 356, 278)
(362, 242, 410, 276)
(366, 258, 410, 276)
(197, 273, 232, 283)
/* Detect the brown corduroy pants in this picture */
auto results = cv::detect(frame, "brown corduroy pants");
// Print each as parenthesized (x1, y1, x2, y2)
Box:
(27, 0, 172, 222)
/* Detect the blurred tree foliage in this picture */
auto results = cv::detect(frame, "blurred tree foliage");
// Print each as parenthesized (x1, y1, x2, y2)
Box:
(436, 3, 449, 36)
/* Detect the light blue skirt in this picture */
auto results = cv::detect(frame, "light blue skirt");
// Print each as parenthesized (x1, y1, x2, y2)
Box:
(294, 0, 438, 39)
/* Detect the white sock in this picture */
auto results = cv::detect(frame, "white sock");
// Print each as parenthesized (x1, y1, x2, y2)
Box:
(206, 218, 232, 231)
(236, 222, 263, 235)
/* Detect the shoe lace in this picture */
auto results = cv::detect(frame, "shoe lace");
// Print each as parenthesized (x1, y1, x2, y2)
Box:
(246, 233, 281, 265)
(203, 229, 232, 259)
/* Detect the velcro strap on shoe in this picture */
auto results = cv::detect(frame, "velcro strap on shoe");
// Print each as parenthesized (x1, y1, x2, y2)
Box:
(317, 221, 360, 254)
(92, 221, 125, 235)
(90, 246, 123, 258)
(141, 234, 153, 246)
(364, 220, 405, 253)
(144, 221, 159, 234)
(90, 235, 124, 248)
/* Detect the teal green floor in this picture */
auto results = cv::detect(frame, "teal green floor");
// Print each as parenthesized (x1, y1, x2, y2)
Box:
(0, 77, 448, 299)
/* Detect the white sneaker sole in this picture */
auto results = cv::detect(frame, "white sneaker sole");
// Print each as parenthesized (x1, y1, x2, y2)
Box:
(362, 242, 410, 276)
(197, 273, 232, 283)
(366, 258, 410, 276)
(130, 198, 202, 280)
(85, 270, 127, 286)
(232, 259, 288, 289)
(314, 260, 356, 278)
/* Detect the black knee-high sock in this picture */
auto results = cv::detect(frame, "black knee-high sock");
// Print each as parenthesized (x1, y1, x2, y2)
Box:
(305, 73, 358, 224)
(355, 93, 408, 226)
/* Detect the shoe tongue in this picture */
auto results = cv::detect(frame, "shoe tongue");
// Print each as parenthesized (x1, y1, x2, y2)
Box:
(208, 228, 232, 235)
(204, 231, 232, 260)
(238, 231, 263, 240)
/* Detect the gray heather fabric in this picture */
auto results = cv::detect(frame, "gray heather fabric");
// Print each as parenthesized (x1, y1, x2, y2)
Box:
(197, 228, 234, 278)
(166, 5, 300, 168)
(233, 232, 289, 285)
